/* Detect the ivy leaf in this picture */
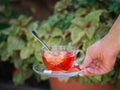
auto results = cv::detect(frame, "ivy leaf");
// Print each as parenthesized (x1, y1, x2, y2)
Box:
(7, 36, 25, 53)
(0, 42, 12, 61)
(85, 26, 96, 39)
(85, 10, 103, 28)
(70, 26, 85, 44)
(51, 27, 62, 37)
(20, 46, 34, 60)
(71, 17, 85, 28)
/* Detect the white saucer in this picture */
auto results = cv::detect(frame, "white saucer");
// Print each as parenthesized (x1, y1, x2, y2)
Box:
(33, 64, 84, 78)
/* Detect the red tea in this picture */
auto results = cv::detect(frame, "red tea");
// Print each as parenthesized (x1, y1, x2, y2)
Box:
(42, 51, 75, 71)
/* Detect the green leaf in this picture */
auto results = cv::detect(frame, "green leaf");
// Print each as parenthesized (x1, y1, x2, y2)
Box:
(71, 17, 85, 28)
(20, 46, 34, 60)
(47, 38, 62, 46)
(85, 26, 96, 39)
(82, 36, 96, 51)
(75, 8, 87, 16)
(101, 75, 110, 86)
(18, 15, 32, 26)
(12, 56, 22, 68)
(7, 36, 25, 53)
(9, 19, 18, 25)
(78, 77, 86, 84)
(2, 24, 19, 35)
(93, 76, 101, 82)
(51, 27, 62, 37)
(32, 40, 42, 51)
(23, 28, 34, 41)
(70, 26, 85, 44)
(85, 10, 103, 28)
(13, 71, 24, 85)
(47, 16, 56, 26)
(35, 51, 43, 62)
(38, 22, 51, 33)
(24, 67, 33, 79)
(37, 28, 47, 37)
(40, 76, 49, 80)
(42, 23, 51, 31)
(0, 42, 12, 61)
(24, 56, 39, 65)
(1, 50, 12, 61)
(88, 76, 101, 84)
(54, 1, 66, 12)
(28, 21, 38, 31)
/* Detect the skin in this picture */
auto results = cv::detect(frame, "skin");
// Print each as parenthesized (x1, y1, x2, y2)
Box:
(80, 15, 120, 77)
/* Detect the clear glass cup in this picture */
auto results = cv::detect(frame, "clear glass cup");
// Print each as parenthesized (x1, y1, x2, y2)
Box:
(41, 45, 84, 71)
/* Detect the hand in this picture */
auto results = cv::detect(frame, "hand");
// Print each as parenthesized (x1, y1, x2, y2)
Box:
(80, 40, 118, 77)
(80, 15, 120, 76)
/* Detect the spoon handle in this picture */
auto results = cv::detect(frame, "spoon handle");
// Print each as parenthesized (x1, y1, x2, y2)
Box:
(31, 31, 50, 51)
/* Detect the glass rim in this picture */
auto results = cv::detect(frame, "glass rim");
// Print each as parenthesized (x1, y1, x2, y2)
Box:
(41, 45, 76, 51)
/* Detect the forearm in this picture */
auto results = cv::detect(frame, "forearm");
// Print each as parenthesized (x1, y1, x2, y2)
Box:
(102, 15, 120, 52)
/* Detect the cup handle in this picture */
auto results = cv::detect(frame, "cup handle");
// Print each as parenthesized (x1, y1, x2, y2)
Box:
(73, 50, 84, 65)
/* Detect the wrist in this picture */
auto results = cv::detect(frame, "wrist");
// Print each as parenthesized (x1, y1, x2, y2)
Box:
(101, 15, 120, 53)
(101, 30, 120, 53)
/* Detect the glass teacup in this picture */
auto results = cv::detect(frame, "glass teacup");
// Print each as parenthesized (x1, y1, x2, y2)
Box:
(41, 45, 84, 71)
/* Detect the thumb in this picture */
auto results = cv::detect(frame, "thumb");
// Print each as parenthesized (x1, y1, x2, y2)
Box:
(80, 55, 92, 69)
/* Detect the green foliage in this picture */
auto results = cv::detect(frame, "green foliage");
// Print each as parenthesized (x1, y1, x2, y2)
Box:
(0, 0, 19, 29)
(109, 0, 120, 14)
(0, 0, 120, 89)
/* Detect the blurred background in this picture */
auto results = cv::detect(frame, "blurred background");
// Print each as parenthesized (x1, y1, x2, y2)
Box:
(0, 0, 120, 90)
(0, 0, 57, 90)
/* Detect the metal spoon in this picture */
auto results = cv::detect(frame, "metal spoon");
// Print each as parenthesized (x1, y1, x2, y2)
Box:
(31, 30, 51, 51)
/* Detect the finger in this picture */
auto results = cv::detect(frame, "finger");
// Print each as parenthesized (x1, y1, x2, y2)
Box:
(86, 68, 100, 75)
(86, 64, 103, 75)
(80, 54, 92, 69)
(80, 63, 101, 76)
(79, 68, 92, 77)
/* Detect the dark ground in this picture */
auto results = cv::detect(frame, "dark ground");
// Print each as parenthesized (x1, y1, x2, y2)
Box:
(0, 60, 50, 90)
(0, 81, 50, 90)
